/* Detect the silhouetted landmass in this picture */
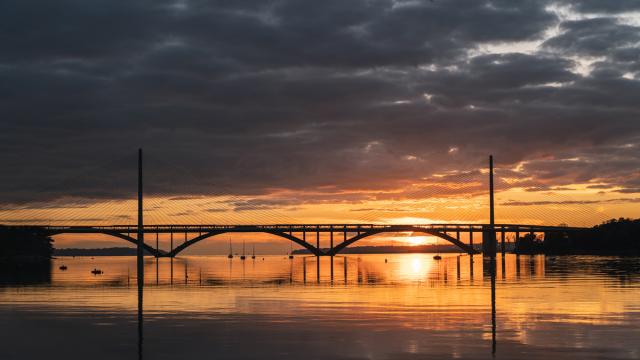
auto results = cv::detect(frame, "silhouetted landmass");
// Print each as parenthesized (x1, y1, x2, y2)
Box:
(541, 218, 640, 255)
(0, 226, 53, 263)
(0, 227, 53, 284)
(54, 247, 150, 256)
(513, 233, 543, 255)
(292, 244, 470, 255)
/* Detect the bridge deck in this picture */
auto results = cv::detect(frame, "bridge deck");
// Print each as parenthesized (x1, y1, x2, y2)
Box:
(2, 223, 588, 257)
(7, 223, 587, 233)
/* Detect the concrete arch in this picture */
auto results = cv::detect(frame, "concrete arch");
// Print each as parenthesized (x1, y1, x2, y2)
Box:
(327, 226, 478, 256)
(49, 229, 163, 257)
(168, 230, 324, 257)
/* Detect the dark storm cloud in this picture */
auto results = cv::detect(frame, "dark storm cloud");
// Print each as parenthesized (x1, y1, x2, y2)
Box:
(1, 0, 640, 207)
(544, 17, 640, 57)
(559, 0, 640, 14)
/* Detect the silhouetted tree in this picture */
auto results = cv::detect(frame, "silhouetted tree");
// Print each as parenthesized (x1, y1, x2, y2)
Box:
(0, 227, 54, 262)
(543, 218, 640, 255)
(514, 233, 543, 254)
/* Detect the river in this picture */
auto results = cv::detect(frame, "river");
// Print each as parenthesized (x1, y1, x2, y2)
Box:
(1, 254, 639, 359)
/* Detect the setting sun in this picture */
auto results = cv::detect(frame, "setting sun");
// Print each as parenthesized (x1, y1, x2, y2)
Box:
(406, 234, 431, 246)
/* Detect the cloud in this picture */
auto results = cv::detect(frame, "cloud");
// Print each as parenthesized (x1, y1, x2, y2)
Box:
(1, 0, 639, 216)
(543, 17, 640, 57)
(558, 0, 640, 14)
(502, 198, 640, 206)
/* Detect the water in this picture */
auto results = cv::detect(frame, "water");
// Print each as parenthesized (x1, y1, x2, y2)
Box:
(1, 254, 639, 359)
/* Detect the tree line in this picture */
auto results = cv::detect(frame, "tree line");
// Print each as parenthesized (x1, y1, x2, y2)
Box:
(515, 218, 640, 255)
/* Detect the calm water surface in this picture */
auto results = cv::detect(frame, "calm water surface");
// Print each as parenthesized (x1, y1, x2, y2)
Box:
(1, 254, 639, 359)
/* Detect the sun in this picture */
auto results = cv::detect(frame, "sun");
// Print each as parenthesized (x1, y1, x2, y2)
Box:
(406, 235, 428, 246)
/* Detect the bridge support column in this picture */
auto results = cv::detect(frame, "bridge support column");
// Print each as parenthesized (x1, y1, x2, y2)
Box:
(483, 226, 497, 256)
(330, 227, 334, 282)
(500, 227, 505, 254)
(344, 257, 348, 283)
(330, 227, 334, 253)
(316, 227, 320, 282)
(330, 255, 334, 282)
(170, 232, 174, 258)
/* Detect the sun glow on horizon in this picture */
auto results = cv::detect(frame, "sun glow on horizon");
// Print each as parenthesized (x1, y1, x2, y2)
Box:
(406, 235, 430, 246)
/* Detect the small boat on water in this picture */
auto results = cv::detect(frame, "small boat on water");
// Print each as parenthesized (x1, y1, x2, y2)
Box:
(91, 268, 103, 275)
(288, 241, 294, 259)
(433, 241, 442, 260)
(251, 245, 256, 260)
(227, 237, 234, 259)
(59, 265, 68, 271)
(240, 240, 246, 260)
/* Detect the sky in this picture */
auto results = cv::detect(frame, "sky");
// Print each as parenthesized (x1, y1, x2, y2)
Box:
(1, 0, 640, 253)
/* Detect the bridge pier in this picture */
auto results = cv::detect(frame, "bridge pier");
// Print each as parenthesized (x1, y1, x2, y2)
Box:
(500, 227, 505, 254)
(482, 225, 497, 256)
(330, 228, 334, 281)
(316, 227, 320, 257)
(330, 255, 334, 282)
(303, 257, 307, 284)
(330, 227, 334, 253)
(170, 232, 174, 258)
(344, 257, 348, 283)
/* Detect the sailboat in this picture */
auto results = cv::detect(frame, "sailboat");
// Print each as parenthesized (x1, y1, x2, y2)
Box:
(251, 245, 256, 260)
(433, 240, 442, 260)
(227, 237, 234, 259)
(240, 240, 246, 260)
(288, 241, 294, 259)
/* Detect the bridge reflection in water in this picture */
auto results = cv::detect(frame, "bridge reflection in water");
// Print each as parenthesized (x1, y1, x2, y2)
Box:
(10, 253, 638, 359)
(61, 253, 503, 359)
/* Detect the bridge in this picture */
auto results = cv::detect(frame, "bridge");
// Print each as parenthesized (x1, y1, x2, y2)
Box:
(1, 151, 590, 258)
(7, 223, 586, 258)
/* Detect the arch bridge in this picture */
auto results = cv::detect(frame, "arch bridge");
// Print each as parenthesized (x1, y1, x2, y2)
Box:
(13, 223, 588, 258)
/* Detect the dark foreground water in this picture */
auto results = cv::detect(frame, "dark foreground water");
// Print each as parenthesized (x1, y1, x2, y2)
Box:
(1, 254, 639, 360)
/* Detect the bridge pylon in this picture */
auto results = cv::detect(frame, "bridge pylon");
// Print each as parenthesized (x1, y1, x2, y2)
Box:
(482, 155, 497, 257)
